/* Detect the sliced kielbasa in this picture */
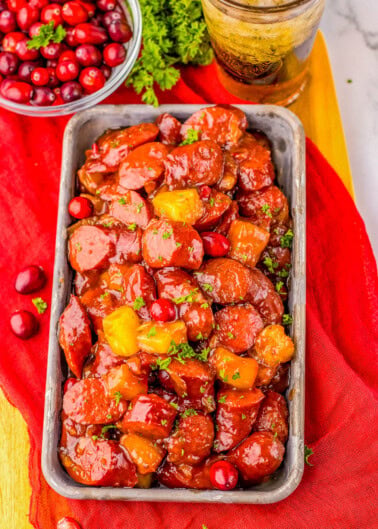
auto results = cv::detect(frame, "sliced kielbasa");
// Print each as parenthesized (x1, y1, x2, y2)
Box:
(68, 225, 115, 272)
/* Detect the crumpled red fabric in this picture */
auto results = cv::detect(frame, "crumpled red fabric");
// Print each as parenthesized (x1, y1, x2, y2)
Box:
(0, 62, 377, 529)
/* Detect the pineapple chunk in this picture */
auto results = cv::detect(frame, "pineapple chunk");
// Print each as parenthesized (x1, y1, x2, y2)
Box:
(228, 219, 270, 268)
(104, 364, 147, 400)
(210, 347, 258, 390)
(121, 433, 165, 475)
(254, 324, 294, 367)
(152, 189, 204, 225)
(103, 306, 140, 357)
(137, 321, 187, 355)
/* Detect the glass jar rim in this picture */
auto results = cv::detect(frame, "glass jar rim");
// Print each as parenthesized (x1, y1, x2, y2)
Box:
(212, 0, 315, 13)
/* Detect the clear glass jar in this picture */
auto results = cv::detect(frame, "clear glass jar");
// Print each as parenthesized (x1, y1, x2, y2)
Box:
(201, 0, 326, 105)
(0, 0, 142, 117)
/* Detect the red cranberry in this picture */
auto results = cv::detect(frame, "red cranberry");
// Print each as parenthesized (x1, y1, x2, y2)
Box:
(31, 67, 50, 86)
(150, 299, 176, 322)
(199, 185, 212, 200)
(74, 23, 108, 45)
(75, 44, 101, 66)
(6, 0, 27, 12)
(79, 65, 105, 93)
(107, 19, 132, 43)
(41, 3, 63, 27)
(46, 66, 59, 87)
(57, 516, 82, 529)
(0, 10, 16, 33)
(103, 42, 125, 67)
(52, 88, 64, 104)
(15, 38, 40, 61)
(2, 31, 24, 53)
(62, 1, 88, 25)
(64, 26, 78, 47)
(60, 80, 82, 101)
(0, 0, 7, 10)
(56, 58, 79, 81)
(18, 61, 38, 82)
(97, 0, 116, 11)
(0, 79, 33, 102)
(29, 0, 49, 8)
(15, 265, 46, 294)
(201, 232, 230, 257)
(10, 310, 39, 340)
(0, 51, 19, 76)
(46, 59, 58, 68)
(209, 461, 238, 491)
(31, 86, 55, 105)
(102, 9, 122, 27)
(68, 196, 93, 218)
(100, 63, 111, 79)
(29, 21, 43, 37)
(40, 42, 63, 60)
(63, 377, 78, 393)
(77, 0, 95, 18)
(59, 49, 76, 62)
(17, 5, 39, 31)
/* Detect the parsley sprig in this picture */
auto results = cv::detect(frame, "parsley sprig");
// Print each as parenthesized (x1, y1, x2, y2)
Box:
(126, 0, 213, 106)
(27, 21, 66, 50)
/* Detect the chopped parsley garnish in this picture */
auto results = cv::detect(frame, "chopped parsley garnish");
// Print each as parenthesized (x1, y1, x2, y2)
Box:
(280, 228, 294, 249)
(261, 204, 272, 218)
(241, 414, 246, 420)
(133, 296, 146, 311)
(200, 302, 209, 309)
(118, 197, 127, 205)
(147, 325, 157, 337)
(263, 256, 279, 274)
(158, 255, 163, 262)
(162, 230, 173, 239)
(175, 241, 182, 247)
(304, 444, 314, 466)
(219, 368, 228, 382)
(197, 347, 210, 362)
(202, 283, 213, 292)
(168, 340, 197, 363)
(232, 371, 240, 380)
(196, 332, 204, 340)
(161, 419, 168, 426)
(181, 408, 198, 417)
(113, 391, 122, 405)
(32, 297, 48, 314)
(180, 128, 200, 145)
(218, 395, 227, 404)
(128, 223, 137, 232)
(154, 356, 172, 371)
(172, 288, 199, 304)
(227, 332, 235, 339)
(282, 313, 293, 325)
(136, 202, 144, 213)
(209, 197, 215, 207)
(27, 21, 66, 49)
(101, 424, 116, 434)
(188, 246, 194, 253)
(275, 281, 284, 293)
(170, 401, 179, 409)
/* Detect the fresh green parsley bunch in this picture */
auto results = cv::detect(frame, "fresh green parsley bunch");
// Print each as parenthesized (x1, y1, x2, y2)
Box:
(127, 0, 213, 106)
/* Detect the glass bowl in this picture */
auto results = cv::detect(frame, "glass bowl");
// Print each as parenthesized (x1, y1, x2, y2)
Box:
(0, 0, 142, 117)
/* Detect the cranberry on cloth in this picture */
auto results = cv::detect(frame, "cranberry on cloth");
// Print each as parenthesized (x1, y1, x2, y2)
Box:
(0, 62, 377, 529)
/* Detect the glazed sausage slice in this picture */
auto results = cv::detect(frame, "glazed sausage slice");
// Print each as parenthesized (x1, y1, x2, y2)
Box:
(246, 268, 284, 325)
(155, 267, 206, 304)
(109, 226, 143, 264)
(63, 378, 127, 425)
(118, 142, 169, 190)
(228, 432, 285, 484)
(83, 339, 125, 378)
(230, 133, 275, 192)
(167, 414, 214, 465)
(237, 185, 289, 226)
(214, 388, 265, 452)
(157, 457, 216, 489)
(109, 191, 153, 229)
(213, 303, 264, 353)
(178, 302, 214, 342)
(254, 391, 289, 443)
(165, 140, 223, 189)
(194, 189, 232, 232)
(195, 258, 251, 304)
(117, 264, 156, 319)
(97, 123, 159, 170)
(181, 105, 247, 146)
(121, 394, 177, 439)
(142, 219, 204, 270)
(80, 287, 121, 333)
(215, 200, 239, 235)
(59, 295, 92, 378)
(68, 225, 115, 272)
(156, 113, 182, 145)
(60, 437, 138, 487)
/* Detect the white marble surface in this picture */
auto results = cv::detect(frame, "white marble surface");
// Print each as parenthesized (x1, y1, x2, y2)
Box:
(320, 0, 378, 258)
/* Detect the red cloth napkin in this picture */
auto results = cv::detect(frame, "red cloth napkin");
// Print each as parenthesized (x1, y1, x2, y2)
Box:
(0, 62, 377, 529)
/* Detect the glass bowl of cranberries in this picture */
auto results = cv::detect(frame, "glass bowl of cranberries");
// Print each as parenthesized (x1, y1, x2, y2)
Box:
(0, 0, 141, 116)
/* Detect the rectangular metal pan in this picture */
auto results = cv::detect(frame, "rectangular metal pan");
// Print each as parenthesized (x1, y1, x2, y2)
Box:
(42, 104, 306, 504)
